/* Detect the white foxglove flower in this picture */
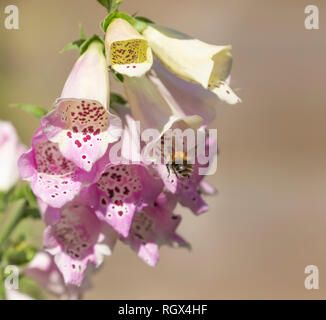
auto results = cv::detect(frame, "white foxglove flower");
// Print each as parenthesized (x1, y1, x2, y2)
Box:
(105, 18, 153, 77)
(124, 74, 202, 134)
(152, 59, 217, 125)
(143, 24, 241, 104)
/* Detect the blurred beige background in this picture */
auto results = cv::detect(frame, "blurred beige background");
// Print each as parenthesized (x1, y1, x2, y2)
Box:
(1, 0, 326, 299)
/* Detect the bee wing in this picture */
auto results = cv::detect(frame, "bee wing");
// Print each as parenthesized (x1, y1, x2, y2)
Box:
(152, 132, 174, 164)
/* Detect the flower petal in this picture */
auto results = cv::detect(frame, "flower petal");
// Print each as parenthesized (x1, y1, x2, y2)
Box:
(151, 59, 217, 125)
(81, 164, 163, 237)
(41, 101, 122, 172)
(143, 24, 240, 104)
(41, 40, 122, 172)
(121, 193, 189, 266)
(43, 201, 116, 286)
(0, 121, 26, 191)
(105, 18, 153, 77)
(124, 73, 203, 168)
(143, 25, 231, 87)
(60, 41, 109, 109)
(209, 80, 241, 105)
(24, 251, 84, 299)
(138, 243, 159, 267)
(124, 75, 173, 132)
(157, 129, 218, 215)
(19, 130, 82, 208)
(199, 180, 217, 196)
(177, 182, 209, 215)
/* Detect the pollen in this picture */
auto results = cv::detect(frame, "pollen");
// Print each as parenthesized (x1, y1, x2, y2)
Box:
(110, 39, 148, 65)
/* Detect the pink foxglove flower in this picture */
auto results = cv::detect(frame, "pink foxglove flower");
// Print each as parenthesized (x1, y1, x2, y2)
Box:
(24, 251, 89, 299)
(19, 129, 106, 208)
(173, 134, 218, 215)
(142, 24, 241, 105)
(121, 192, 190, 266)
(42, 200, 117, 286)
(124, 73, 218, 214)
(123, 73, 203, 191)
(41, 40, 122, 172)
(152, 129, 218, 215)
(0, 120, 26, 191)
(5, 251, 89, 300)
(79, 112, 164, 238)
(80, 163, 163, 238)
(105, 18, 153, 77)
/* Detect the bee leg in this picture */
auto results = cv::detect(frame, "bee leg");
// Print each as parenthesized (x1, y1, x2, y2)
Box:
(166, 164, 170, 178)
(172, 166, 179, 179)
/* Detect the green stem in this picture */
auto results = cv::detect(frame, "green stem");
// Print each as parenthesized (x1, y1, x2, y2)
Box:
(0, 214, 4, 230)
(0, 269, 6, 300)
(0, 200, 26, 250)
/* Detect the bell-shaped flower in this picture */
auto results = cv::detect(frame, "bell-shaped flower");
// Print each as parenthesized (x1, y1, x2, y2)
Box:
(41, 40, 122, 172)
(79, 162, 163, 238)
(121, 192, 190, 266)
(151, 59, 217, 125)
(124, 72, 203, 164)
(124, 74, 174, 132)
(159, 130, 218, 215)
(123, 71, 203, 194)
(142, 24, 241, 104)
(117, 69, 219, 216)
(24, 251, 89, 299)
(105, 18, 153, 77)
(79, 112, 164, 238)
(19, 129, 106, 208)
(43, 200, 117, 286)
(0, 121, 26, 191)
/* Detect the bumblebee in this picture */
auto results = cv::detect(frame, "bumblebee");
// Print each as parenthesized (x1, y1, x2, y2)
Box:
(166, 151, 193, 179)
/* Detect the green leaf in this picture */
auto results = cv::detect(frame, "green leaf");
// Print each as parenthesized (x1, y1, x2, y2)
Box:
(101, 12, 148, 33)
(23, 187, 37, 210)
(110, 68, 124, 83)
(97, 0, 110, 10)
(9, 104, 47, 119)
(5, 241, 37, 266)
(60, 38, 86, 53)
(61, 34, 104, 56)
(23, 208, 41, 220)
(0, 192, 5, 212)
(9, 184, 38, 210)
(97, 0, 123, 13)
(135, 16, 154, 24)
(101, 11, 117, 31)
(80, 34, 104, 56)
(0, 186, 15, 213)
(110, 93, 127, 106)
(0, 270, 6, 300)
(79, 23, 86, 40)
(19, 276, 44, 300)
(60, 23, 87, 54)
(110, 0, 123, 12)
